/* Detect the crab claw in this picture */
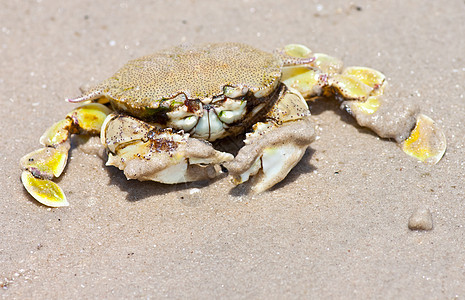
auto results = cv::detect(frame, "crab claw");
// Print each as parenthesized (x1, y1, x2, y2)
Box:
(101, 113, 234, 184)
(226, 118, 315, 193)
(20, 103, 111, 207)
(225, 86, 315, 193)
(401, 114, 446, 164)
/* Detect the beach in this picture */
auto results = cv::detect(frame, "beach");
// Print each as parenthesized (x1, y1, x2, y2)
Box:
(1, 0, 465, 298)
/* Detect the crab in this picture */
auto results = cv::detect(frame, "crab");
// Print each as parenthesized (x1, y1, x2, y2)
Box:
(20, 43, 447, 207)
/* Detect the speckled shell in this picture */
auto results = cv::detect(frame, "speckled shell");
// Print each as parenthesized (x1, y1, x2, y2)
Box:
(86, 43, 283, 118)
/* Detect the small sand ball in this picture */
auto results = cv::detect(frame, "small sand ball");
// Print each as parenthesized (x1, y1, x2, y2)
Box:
(408, 207, 433, 231)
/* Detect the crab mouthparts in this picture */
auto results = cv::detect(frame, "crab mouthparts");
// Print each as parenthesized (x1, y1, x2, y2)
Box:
(190, 105, 225, 141)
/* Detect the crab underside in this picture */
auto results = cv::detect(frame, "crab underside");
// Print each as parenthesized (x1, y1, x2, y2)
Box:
(20, 43, 446, 207)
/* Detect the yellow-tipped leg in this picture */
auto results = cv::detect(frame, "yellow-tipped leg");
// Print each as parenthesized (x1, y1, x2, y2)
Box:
(348, 95, 381, 115)
(40, 118, 73, 146)
(21, 171, 68, 207)
(282, 44, 313, 59)
(20, 103, 111, 207)
(401, 114, 446, 164)
(66, 103, 112, 133)
(327, 67, 385, 101)
(282, 67, 321, 98)
(341, 67, 386, 89)
(282, 45, 447, 165)
(20, 143, 69, 178)
(339, 69, 446, 164)
(333, 67, 446, 164)
(281, 44, 344, 99)
(328, 74, 374, 100)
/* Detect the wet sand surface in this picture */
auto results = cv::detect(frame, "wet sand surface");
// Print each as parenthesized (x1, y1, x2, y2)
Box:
(2, 1, 465, 298)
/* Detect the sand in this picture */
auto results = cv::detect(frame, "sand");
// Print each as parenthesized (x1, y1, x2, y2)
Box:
(2, 0, 465, 298)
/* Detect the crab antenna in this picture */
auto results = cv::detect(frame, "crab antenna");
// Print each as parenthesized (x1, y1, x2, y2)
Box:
(67, 90, 103, 103)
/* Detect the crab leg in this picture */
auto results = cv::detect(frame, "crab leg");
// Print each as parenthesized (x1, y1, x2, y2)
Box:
(101, 113, 234, 184)
(225, 85, 316, 193)
(20, 103, 111, 207)
(338, 68, 446, 164)
(281, 44, 446, 164)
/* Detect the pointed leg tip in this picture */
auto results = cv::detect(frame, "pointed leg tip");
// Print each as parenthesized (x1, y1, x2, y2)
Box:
(401, 114, 447, 164)
(21, 171, 69, 207)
